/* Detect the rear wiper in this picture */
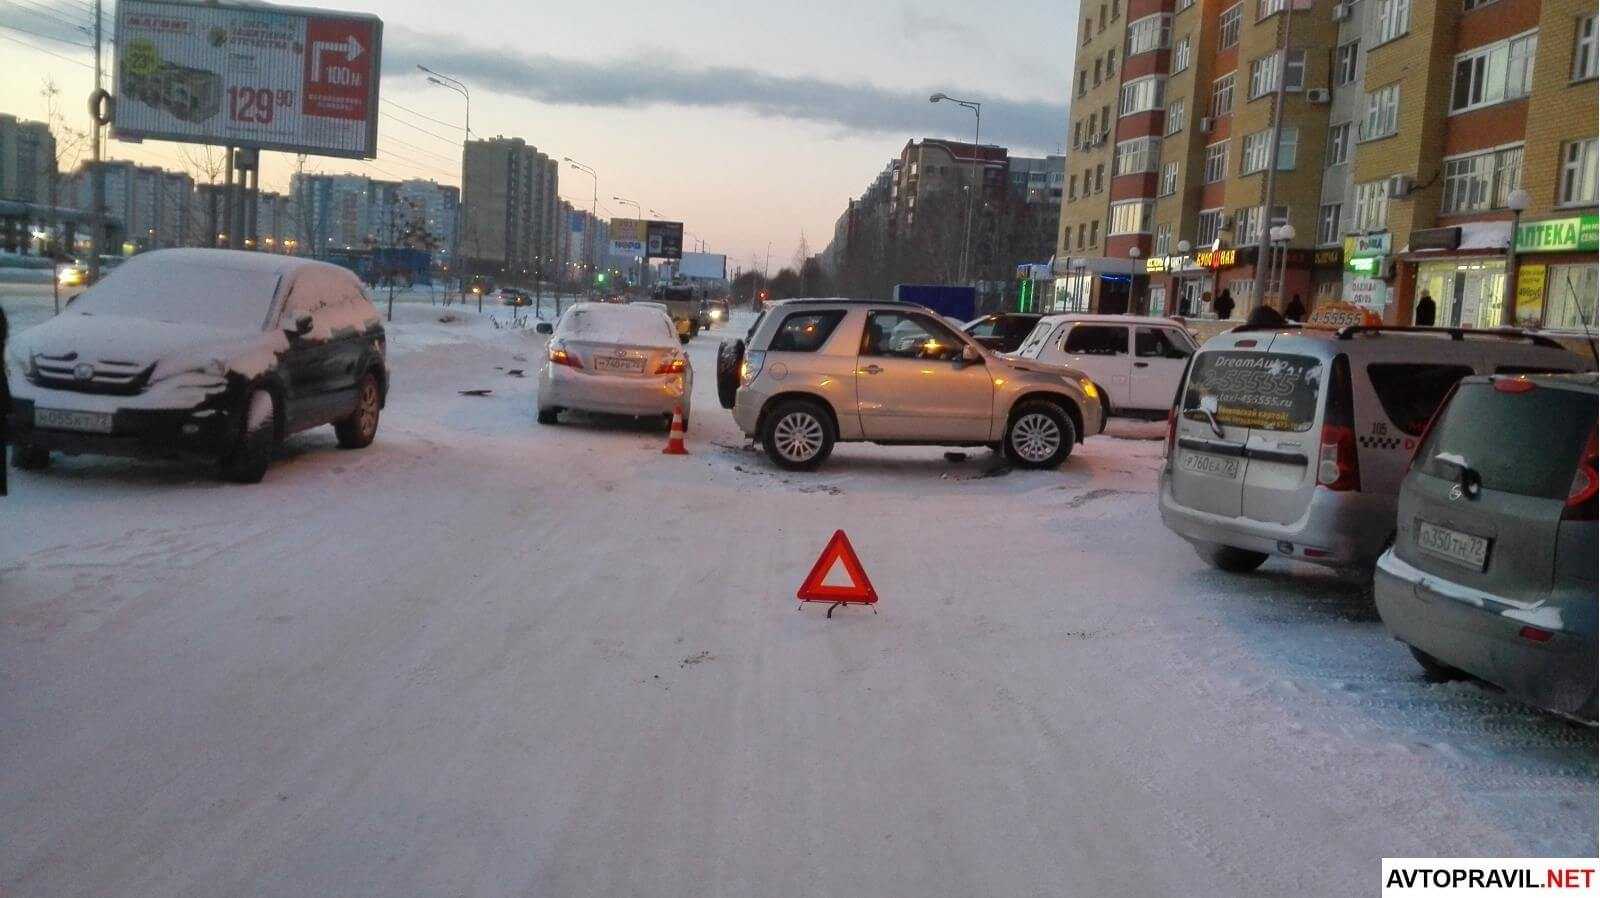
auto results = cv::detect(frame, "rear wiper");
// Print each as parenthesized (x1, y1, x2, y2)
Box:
(1181, 400, 1227, 439)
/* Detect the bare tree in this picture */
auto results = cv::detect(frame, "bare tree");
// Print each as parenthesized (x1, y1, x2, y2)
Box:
(41, 78, 89, 313)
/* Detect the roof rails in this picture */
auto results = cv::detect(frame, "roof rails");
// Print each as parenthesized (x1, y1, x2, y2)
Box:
(1333, 324, 1564, 349)
(777, 297, 914, 306)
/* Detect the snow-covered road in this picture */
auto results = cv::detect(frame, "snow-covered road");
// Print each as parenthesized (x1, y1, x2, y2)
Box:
(1, 291, 1594, 897)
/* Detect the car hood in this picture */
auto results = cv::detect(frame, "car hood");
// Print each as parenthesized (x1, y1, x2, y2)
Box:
(14, 313, 278, 379)
(990, 353, 1089, 383)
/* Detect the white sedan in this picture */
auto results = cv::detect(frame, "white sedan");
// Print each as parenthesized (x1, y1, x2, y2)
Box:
(535, 302, 692, 427)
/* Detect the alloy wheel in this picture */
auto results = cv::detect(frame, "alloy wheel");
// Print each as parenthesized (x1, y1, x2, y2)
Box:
(1010, 413, 1061, 463)
(773, 412, 824, 463)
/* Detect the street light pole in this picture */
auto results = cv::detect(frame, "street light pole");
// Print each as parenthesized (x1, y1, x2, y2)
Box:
(1504, 188, 1531, 327)
(931, 92, 983, 286)
(565, 158, 599, 299)
(420, 65, 470, 302)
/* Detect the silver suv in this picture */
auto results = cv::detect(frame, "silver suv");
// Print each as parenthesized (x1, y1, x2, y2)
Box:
(1159, 324, 1586, 572)
(716, 299, 1105, 470)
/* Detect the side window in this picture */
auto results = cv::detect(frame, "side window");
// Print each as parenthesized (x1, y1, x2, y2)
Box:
(967, 316, 1002, 338)
(768, 310, 846, 352)
(1365, 363, 1474, 436)
(1006, 317, 1040, 338)
(1063, 324, 1129, 355)
(861, 312, 964, 361)
(1135, 327, 1192, 359)
(1015, 321, 1057, 357)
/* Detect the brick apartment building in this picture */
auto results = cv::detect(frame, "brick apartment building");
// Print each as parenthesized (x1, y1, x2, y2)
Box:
(460, 136, 561, 284)
(1056, 0, 1597, 333)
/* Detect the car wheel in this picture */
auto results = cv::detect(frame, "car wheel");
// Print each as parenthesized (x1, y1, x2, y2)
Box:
(1195, 542, 1269, 573)
(1408, 645, 1466, 683)
(220, 389, 276, 484)
(537, 407, 560, 425)
(762, 400, 834, 471)
(334, 372, 381, 449)
(11, 443, 50, 470)
(1004, 400, 1075, 469)
(716, 339, 745, 410)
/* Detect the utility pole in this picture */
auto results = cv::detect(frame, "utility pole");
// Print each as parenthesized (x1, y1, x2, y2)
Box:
(1251, 0, 1296, 310)
(88, 0, 104, 283)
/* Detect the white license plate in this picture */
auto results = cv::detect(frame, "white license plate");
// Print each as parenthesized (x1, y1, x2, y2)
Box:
(1179, 451, 1241, 480)
(35, 407, 113, 433)
(1416, 520, 1490, 571)
(592, 355, 645, 375)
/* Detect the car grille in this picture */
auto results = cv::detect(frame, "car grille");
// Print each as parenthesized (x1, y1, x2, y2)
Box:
(30, 352, 152, 395)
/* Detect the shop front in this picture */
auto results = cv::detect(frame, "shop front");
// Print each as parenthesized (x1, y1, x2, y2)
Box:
(1511, 213, 1598, 334)
(1341, 234, 1392, 320)
(1145, 247, 1255, 318)
(1402, 223, 1514, 328)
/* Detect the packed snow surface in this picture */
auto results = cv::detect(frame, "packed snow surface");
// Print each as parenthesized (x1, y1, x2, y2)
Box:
(0, 284, 1594, 898)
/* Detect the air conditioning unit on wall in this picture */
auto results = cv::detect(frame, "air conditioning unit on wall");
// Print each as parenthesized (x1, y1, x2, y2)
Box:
(1333, 2, 1350, 21)
(1387, 174, 1415, 199)
(1305, 88, 1331, 103)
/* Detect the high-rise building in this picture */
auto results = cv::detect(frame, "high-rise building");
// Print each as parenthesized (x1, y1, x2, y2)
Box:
(1056, 0, 1598, 332)
(0, 114, 57, 205)
(460, 136, 561, 282)
(395, 179, 459, 264)
(69, 161, 193, 251)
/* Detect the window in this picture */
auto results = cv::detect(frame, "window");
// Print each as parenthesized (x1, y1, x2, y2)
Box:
(1077, 70, 1087, 97)
(1127, 14, 1172, 55)
(1099, 4, 1107, 30)
(1559, 138, 1598, 206)
(1576, 14, 1598, 80)
(1248, 50, 1306, 98)
(1089, 220, 1100, 244)
(1318, 203, 1342, 245)
(1278, 128, 1298, 169)
(1120, 76, 1165, 116)
(1257, 0, 1285, 19)
(1441, 145, 1523, 213)
(1109, 199, 1154, 234)
(1084, 19, 1093, 44)
(1359, 85, 1399, 140)
(1077, 222, 1086, 249)
(1094, 58, 1103, 85)
(1096, 163, 1106, 192)
(1376, 0, 1410, 43)
(1136, 327, 1192, 359)
(1211, 74, 1236, 118)
(1178, 0, 1194, 11)
(1204, 141, 1229, 183)
(1367, 364, 1476, 436)
(1063, 324, 1129, 355)
(1240, 130, 1297, 174)
(1219, 3, 1242, 48)
(1183, 351, 1323, 433)
(1107, 48, 1118, 76)
(1114, 137, 1161, 175)
(1165, 99, 1187, 135)
(1068, 174, 1078, 199)
(1155, 223, 1173, 255)
(1418, 382, 1595, 499)
(1451, 33, 1538, 113)
(1236, 205, 1262, 243)
(1327, 122, 1351, 166)
(1335, 42, 1359, 85)
(1073, 121, 1083, 148)
(1160, 161, 1179, 196)
(1197, 208, 1223, 245)
(771, 310, 846, 352)
(1112, 0, 1120, 17)
(1174, 35, 1192, 72)
(861, 312, 965, 361)
(1353, 180, 1389, 230)
(1542, 264, 1598, 330)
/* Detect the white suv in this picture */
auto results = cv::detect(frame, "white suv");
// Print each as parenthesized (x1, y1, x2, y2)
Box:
(1010, 314, 1197, 418)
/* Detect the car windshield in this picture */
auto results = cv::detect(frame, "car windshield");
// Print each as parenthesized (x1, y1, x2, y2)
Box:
(68, 257, 282, 331)
(559, 303, 677, 346)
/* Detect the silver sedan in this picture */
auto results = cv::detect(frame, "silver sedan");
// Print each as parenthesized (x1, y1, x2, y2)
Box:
(535, 303, 693, 427)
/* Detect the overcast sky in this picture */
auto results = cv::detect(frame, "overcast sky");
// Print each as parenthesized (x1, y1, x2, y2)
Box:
(0, 0, 1077, 269)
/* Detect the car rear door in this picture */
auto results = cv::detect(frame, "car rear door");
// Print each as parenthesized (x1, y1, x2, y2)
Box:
(1060, 324, 1133, 409)
(1398, 380, 1593, 602)
(856, 310, 992, 441)
(1238, 337, 1329, 524)
(1130, 326, 1194, 411)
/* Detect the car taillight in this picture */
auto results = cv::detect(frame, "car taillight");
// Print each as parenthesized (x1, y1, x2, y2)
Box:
(549, 344, 581, 369)
(1564, 428, 1598, 521)
(654, 355, 686, 375)
(1317, 355, 1361, 491)
(1164, 406, 1178, 458)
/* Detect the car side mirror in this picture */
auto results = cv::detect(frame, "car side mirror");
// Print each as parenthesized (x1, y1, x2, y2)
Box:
(959, 344, 982, 365)
(535, 322, 554, 335)
(286, 313, 313, 337)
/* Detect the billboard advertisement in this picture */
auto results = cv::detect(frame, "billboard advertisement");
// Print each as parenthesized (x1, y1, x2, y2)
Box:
(609, 217, 645, 257)
(646, 220, 683, 260)
(677, 252, 726, 280)
(112, 0, 382, 159)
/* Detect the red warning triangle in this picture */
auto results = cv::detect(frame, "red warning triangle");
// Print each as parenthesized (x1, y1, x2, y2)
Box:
(796, 530, 878, 604)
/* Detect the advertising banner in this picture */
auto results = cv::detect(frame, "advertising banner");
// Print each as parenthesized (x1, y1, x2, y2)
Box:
(113, 0, 382, 159)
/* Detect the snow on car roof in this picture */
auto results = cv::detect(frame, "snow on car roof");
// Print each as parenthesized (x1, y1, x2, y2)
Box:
(560, 302, 677, 346)
(130, 247, 340, 277)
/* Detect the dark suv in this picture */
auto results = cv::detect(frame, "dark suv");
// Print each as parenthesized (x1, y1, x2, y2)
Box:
(6, 249, 388, 483)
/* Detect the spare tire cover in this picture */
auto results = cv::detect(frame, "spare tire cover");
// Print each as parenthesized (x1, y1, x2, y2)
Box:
(717, 339, 744, 410)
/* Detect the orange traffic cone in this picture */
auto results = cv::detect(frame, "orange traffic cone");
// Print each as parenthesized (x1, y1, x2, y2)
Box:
(662, 406, 689, 455)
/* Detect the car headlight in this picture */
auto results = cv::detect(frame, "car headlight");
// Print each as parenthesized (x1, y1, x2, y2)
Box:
(1079, 378, 1099, 401)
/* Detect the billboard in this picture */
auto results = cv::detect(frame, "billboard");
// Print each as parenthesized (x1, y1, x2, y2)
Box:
(610, 218, 683, 260)
(609, 217, 645, 257)
(112, 0, 382, 159)
(677, 252, 726, 280)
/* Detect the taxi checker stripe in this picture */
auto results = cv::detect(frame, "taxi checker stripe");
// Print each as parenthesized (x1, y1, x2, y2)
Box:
(1358, 435, 1403, 450)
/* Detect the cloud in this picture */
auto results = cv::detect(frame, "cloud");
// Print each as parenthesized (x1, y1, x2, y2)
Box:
(386, 26, 1062, 153)
(898, 7, 974, 42)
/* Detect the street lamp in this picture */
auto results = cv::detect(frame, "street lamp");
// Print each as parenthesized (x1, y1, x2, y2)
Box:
(1129, 246, 1144, 314)
(930, 91, 982, 285)
(1504, 188, 1531, 327)
(565, 157, 599, 298)
(420, 64, 470, 299)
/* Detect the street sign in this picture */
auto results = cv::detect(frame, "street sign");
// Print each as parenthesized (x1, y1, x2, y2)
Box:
(112, 0, 382, 159)
(797, 530, 878, 615)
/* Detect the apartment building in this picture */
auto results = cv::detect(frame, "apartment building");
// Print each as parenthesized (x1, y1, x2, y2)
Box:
(1060, 0, 1133, 310)
(70, 161, 195, 250)
(1058, 0, 1598, 332)
(0, 114, 56, 205)
(460, 137, 561, 283)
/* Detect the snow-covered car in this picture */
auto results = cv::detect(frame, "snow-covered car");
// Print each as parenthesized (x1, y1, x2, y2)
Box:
(1009, 314, 1196, 418)
(7, 249, 388, 483)
(718, 298, 1104, 471)
(534, 302, 692, 427)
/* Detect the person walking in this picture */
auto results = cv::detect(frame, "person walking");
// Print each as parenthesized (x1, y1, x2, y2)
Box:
(1214, 288, 1236, 321)
(1415, 289, 1437, 326)
(1283, 294, 1306, 321)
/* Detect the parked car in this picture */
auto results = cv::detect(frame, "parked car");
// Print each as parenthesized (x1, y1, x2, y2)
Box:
(535, 302, 692, 426)
(962, 313, 1042, 354)
(1374, 373, 1596, 721)
(1009, 314, 1197, 418)
(1159, 324, 1586, 572)
(7, 249, 387, 483)
(498, 287, 533, 307)
(717, 299, 1104, 470)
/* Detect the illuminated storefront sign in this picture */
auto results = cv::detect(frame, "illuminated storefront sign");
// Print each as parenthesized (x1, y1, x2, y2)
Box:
(1515, 214, 1599, 253)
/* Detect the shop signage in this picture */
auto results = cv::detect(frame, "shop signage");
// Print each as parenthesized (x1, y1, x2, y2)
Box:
(1515, 264, 1547, 313)
(1348, 277, 1389, 311)
(1410, 227, 1462, 252)
(1312, 247, 1344, 268)
(1145, 256, 1167, 273)
(1349, 233, 1391, 255)
(1194, 248, 1236, 268)
(1515, 214, 1600, 253)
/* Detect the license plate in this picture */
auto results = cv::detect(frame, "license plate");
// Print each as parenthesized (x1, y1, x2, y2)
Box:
(1179, 451, 1241, 480)
(592, 355, 645, 375)
(35, 407, 113, 433)
(1416, 520, 1490, 571)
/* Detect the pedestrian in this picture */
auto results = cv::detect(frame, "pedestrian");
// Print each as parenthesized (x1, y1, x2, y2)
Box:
(1283, 293, 1306, 321)
(1415, 289, 1437, 326)
(1, 304, 9, 497)
(1244, 304, 1285, 328)
(1199, 290, 1212, 318)
(1214, 289, 1236, 321)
